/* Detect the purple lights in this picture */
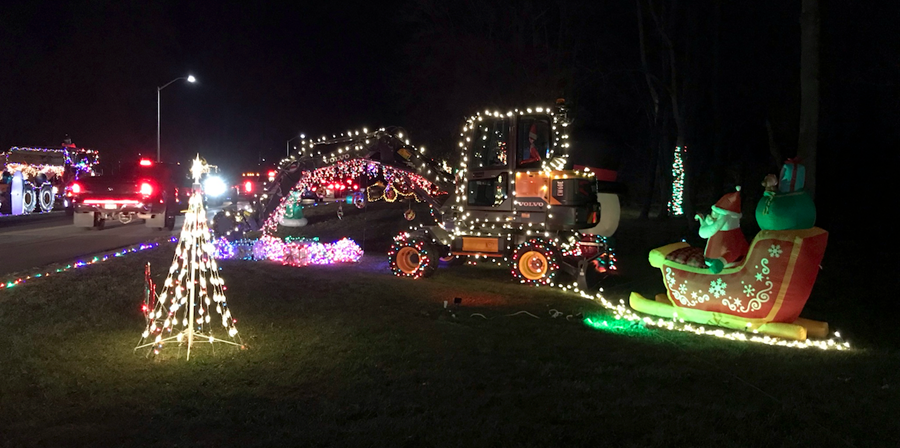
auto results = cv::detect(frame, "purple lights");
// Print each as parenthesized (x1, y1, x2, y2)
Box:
(213, 235, 363, 266)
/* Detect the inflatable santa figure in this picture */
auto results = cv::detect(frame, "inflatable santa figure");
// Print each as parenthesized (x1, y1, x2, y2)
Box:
(695, 186, 749, 274)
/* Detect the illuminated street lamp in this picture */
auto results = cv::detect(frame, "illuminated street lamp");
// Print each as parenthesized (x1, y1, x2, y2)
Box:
(286, 133, 305, 158)
(157, 75, 197, 162)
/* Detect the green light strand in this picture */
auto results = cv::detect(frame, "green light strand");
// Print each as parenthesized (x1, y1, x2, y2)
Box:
(668, 146, 685, 216)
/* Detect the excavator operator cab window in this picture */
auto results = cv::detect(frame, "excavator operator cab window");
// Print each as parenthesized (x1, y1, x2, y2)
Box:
(466, 173, 508, 207)
(517, 117, 551, 170)
(471, 118, 509, 169)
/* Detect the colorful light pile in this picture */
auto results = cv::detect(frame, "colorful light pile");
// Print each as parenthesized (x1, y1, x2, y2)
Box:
(213, 235, 363, 267)
(282, 237, 363, 266)
(213, 236, 240, 259)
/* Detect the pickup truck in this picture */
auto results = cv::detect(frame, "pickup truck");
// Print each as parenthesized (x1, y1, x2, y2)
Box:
(70, 158, 188, 230)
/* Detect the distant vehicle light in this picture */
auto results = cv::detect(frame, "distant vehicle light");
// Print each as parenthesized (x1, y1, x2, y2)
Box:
(139, 159, 153, 166)
(71, 183, 82, 194)
(244, 180, 253, 193)
(140, 182, 154, 196)
(203, 176, 227, 197)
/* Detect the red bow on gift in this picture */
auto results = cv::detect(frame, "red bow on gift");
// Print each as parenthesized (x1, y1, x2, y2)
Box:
(784, 157, 803, 165)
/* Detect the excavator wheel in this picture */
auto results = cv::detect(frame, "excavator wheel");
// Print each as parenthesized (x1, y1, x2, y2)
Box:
(511, 238, 560, 285)
(390, 236, 439, 278)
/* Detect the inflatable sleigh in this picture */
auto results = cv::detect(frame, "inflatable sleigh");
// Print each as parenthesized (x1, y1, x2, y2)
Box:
(629, 227, 829, 341)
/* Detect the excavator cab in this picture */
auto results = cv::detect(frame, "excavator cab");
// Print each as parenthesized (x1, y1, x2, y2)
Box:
(464, 116, 514, 217)
(456, 110, 599, 235)
(429, 103, 621, 288)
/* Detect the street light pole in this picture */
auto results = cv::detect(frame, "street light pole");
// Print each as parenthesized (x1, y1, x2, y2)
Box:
(157, 75, 196, 162)
(157, 88, 161, 162)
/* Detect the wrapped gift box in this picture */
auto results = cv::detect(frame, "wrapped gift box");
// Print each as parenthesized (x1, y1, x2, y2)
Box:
(779, 158, 806, 192)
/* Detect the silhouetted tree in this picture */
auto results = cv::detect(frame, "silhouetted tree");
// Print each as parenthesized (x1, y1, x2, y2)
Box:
(635, 0, 696, 219)
(798, 0, 819, 199)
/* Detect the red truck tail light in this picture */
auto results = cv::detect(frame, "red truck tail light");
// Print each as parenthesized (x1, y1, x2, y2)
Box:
(71, 183, 82, 194)
(84, 199, 141, 205)
(244, 180, 253, 193)
(140, 182, 154, 196)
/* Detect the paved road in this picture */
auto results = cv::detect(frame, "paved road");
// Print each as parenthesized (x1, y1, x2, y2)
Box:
(0, 209, 219, 277)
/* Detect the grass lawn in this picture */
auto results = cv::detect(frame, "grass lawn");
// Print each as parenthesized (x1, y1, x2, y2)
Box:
(1, 202, 898, 447)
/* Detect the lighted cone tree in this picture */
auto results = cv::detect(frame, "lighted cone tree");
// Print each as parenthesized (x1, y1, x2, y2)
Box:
(136, 156, 242, 360)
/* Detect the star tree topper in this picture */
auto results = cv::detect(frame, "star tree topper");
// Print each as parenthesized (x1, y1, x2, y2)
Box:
(191, 154, 209, 183)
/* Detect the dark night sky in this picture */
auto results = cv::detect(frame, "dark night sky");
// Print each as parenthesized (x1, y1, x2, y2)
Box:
(1, 0, 406, 170)
(2, 0, 899, 234)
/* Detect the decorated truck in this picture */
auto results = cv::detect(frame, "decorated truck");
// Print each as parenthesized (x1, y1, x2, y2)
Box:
(250, 99, 623, 289)
(69, 158, 186, 230)
(0, 142, 100, 215)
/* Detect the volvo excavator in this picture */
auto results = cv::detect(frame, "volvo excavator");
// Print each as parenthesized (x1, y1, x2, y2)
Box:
(247, 100, 623, 289)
